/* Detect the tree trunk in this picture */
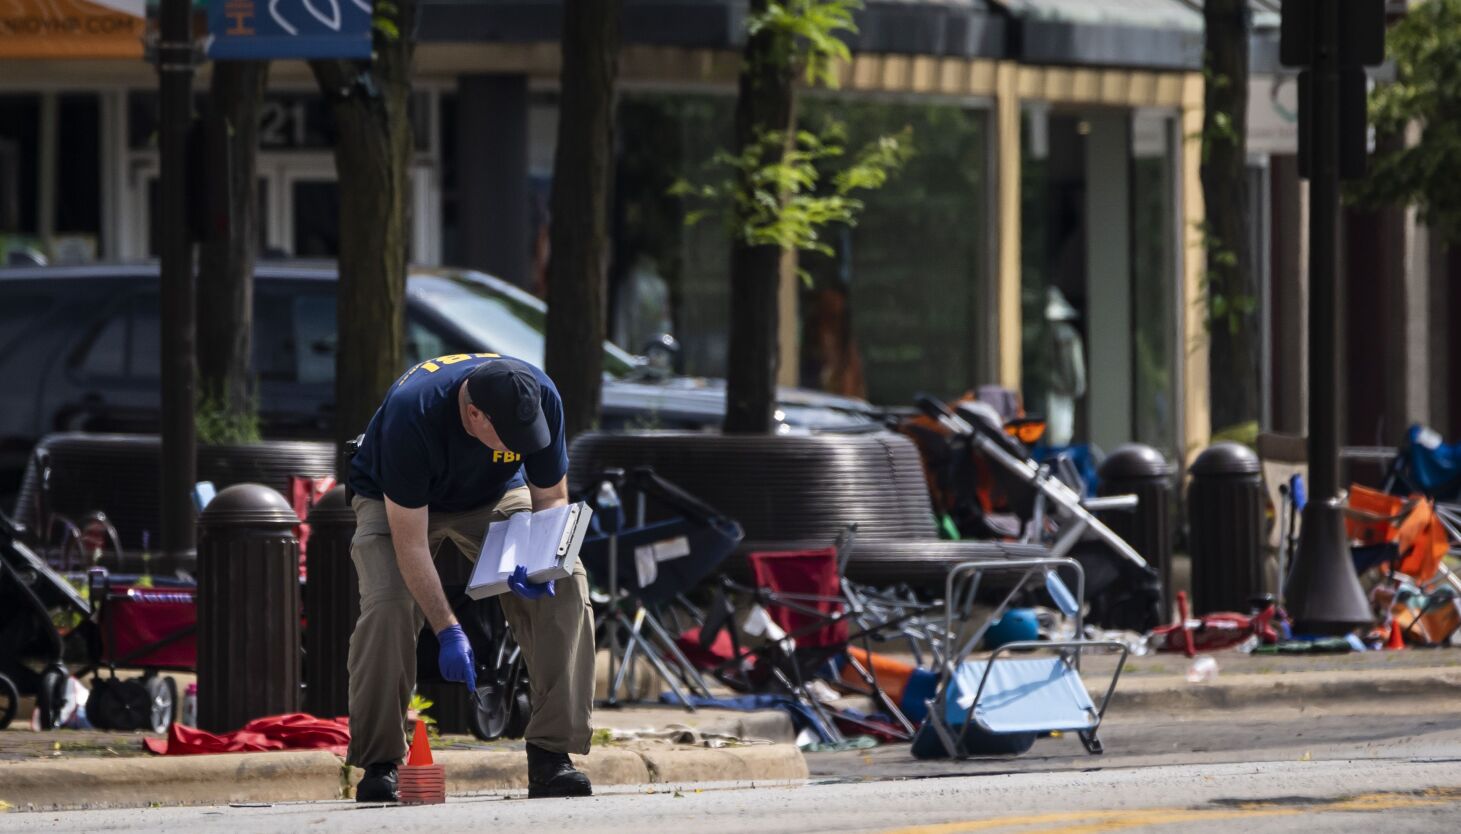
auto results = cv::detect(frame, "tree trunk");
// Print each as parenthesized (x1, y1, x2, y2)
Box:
(311, 5, 417, 451)
(198, 61, 268, 439)
(724, 0, 797, 434)
(1202, 0, 1257, 433)
(545, 0, 622, 441)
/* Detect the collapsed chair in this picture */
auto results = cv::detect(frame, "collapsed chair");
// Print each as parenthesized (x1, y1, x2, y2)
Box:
(687, 525, 948, 744)
(578, 466, 745, 709)
(913, 556, 1128, 758)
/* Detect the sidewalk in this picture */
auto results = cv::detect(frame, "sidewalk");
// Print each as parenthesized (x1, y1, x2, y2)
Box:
(1091, 646, 1461, 712)
(0, 704, 807, 812)
(4, 648, 1457, 813)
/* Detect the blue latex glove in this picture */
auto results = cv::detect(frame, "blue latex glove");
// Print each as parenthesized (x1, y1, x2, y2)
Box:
(508, 565, 556, 600)
(436, 624, 477, 691)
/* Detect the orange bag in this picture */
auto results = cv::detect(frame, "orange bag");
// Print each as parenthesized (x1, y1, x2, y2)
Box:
(841, 646, 914, 703)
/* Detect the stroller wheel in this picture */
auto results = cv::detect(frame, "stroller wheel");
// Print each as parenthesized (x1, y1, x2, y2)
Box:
(143, 676, 177, 734)
(36, 665, 68, 730)
(469, 652, 525, 742)
(0, 673, 18, 730)
(87, 678, 152, 731)
(468, 680, 510, 741)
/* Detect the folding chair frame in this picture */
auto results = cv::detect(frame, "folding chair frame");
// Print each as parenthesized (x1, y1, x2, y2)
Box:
(923, 557, 1129, 759)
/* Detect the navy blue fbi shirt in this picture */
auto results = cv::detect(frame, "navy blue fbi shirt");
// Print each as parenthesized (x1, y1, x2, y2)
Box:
(348, 354, 568, 513)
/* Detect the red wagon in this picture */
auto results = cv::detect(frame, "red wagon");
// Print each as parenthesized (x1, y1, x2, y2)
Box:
(79, 570, 196, 733)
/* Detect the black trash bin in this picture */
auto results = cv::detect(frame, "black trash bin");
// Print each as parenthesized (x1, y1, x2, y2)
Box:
(197, 484, 302, 732)
(1187, 443, 1265, 616)
(1098, 444, 1176, 620)
(304, 486, 357, 719)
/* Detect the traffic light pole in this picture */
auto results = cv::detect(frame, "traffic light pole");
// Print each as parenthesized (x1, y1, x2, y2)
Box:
(157, 0, 198, 562)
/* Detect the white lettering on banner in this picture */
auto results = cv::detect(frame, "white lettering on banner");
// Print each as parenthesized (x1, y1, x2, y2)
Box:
(268, 0, 345, 35)
(302, 0, 342, 30)
(267, 0, 298, 34)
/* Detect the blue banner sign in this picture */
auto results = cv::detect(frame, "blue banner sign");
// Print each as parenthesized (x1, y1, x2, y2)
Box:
(208, 0, 373, 60)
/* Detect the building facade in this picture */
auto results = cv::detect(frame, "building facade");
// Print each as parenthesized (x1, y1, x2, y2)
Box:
(24, 1, 1449, 469)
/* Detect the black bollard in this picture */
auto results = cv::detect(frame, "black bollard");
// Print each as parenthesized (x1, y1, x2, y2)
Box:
(197, 484, 301, 732)
(304, 486, 357, 719)
(1186, 443, 1265, 616)
(1098, 444, 1176, 619)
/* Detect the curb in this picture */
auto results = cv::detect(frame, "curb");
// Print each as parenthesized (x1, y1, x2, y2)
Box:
(0, 750, 346, 812)
(1096, 666, 1461, 712)
(0, 743, 807, 813)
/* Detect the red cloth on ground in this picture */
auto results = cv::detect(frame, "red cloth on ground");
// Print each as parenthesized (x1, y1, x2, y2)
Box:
(144, 713, 350, 756)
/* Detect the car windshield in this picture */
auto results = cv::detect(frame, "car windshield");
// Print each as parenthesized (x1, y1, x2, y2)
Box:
(409, 273, 637, 378)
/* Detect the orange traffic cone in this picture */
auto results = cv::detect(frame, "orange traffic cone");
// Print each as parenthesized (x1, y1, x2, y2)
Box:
(407, 719, 434, 766)
(399, 720, 445, 805)
(1385, 619, 1407, 651)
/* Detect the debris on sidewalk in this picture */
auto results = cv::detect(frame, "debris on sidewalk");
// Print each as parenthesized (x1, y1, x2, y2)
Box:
(600, 724, 772, 748)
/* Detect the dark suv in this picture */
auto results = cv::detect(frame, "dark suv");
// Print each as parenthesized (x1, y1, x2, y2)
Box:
(0, 263, 880, 493)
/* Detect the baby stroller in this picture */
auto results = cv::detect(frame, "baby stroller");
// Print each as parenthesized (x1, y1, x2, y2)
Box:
(0, 509, 93, 730)
(908, 396, 1163, 633)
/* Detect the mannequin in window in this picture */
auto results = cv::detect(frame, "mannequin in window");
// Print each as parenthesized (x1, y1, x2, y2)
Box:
(1045, 287, 1086, 448)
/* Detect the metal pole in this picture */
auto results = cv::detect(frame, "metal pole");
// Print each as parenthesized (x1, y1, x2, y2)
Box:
(1286, 3, 1371, 633)
(157, 0, 197, 562)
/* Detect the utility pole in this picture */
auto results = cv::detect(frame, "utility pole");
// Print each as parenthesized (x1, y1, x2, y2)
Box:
(157, 0, 197, 562)
(1280, 0, 1384, 633)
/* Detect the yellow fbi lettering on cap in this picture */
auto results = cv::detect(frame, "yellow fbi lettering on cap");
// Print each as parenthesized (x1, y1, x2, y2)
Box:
(492, 450, 522, 464)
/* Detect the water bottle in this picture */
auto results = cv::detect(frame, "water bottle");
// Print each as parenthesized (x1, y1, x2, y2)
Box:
(181, 682, 198, 727)
(596, 481, 621, 511)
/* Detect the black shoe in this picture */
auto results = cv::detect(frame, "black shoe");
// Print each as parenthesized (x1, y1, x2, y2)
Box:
(526, 743, 593, 798)
(356, 762, 399, 802)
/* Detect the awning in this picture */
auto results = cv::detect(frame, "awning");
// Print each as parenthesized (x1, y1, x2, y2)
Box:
(417, 0, 1010, 59)
(992, 0, 1204, 70)
(0, 0, 146, 59)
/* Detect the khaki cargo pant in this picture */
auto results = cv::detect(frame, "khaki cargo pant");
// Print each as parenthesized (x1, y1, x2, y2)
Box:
(346, 489, 595, 767)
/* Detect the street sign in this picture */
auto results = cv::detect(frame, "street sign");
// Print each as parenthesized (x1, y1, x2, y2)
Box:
(207, 0, 373, 60)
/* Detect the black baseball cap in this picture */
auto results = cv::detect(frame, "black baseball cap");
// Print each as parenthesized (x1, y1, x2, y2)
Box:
(464, 359, 551, 454)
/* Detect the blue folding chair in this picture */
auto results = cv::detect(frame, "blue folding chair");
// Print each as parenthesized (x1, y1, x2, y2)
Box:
(912, 557, 1128, 758)
(579, 467, 744, 708)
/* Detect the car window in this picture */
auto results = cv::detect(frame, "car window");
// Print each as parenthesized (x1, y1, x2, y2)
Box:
(409, 275, 636, 376)
(130, 294, 160, 379)
(253, 287, 335, 385)
(73, 292, 159, 380)
(0, 292, 56, 354)
(294, 293, 335, 385)
(77, 315, 126, 378)
(254, 290, 295, 382)
(405, 315, 458, 366)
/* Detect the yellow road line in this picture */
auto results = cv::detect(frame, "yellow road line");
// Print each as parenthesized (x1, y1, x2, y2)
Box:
(880, 787, 1461, 834)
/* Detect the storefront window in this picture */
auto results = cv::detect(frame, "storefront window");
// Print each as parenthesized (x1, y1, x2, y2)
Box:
(1020, 107, 1179, 456)
(798, 98, 990, 405)
(0, 96, 40, 253)
(612, 93, 734, 377)
(1130, 112, 1178, 457)
(612, 93, 989, 404)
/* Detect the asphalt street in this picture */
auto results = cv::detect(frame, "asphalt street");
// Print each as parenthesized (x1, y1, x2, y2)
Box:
(7, 703, 1461, 833)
